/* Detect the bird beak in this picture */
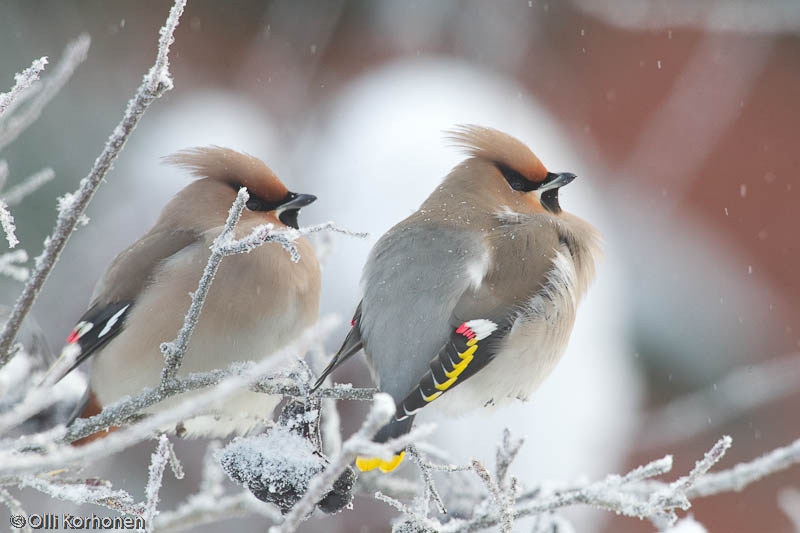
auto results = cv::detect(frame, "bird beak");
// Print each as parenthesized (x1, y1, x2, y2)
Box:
(281, 192, 317, 209)
(539, 172, 577, 192)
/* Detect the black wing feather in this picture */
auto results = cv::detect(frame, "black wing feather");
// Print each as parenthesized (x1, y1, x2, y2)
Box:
(311, 302, 364, 391)
(396, 318, 505, 421)
(40, 301, 133, 387)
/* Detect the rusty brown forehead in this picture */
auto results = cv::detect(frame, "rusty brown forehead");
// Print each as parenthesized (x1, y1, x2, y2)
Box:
(445, 124, 549, 183)
(163, 146, 289, 202)
(237, 171, 288, 202)
(506, 152, 548, 183)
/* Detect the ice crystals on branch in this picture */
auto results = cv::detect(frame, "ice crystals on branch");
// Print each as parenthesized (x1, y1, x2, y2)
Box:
(1, 167, 56, 207)
(220, 428, 328, 514)
(0, 1, 186, 366)
(160, 185, 365, 384)
(143, 435, 172, 530)
(0, 56, 48, 117)
(0, 36, 89, 152)
(0, 199, 18, 247)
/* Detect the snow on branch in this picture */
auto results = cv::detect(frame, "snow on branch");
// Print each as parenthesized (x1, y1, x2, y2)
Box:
(156, 491, 280, 532)
(271, 394, 399, 531)
(19, 475, 142, 516)
(159, 186, 367, 384)
(1, 167, 56, 207)
(0, 36, 89, 151)
(0, 56, 48, 117)
(142, 434, 170, 530)
(155, 440, 283, 532)
(0, 0, 186, 367)
(369, 431, 800, 532)
(0, 488, 30, 533)
(61, 362, 376, 445)
(687, 436, 800, 498)
(640, 352, 800, 449)
(0, 199, 18, 247)
(159, 186, 248, 383)
(0, 318, 340, 479)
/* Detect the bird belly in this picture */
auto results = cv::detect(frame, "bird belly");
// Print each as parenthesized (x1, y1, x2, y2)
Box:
(434, 247, 579, 414)
(89, 244, 319, 437)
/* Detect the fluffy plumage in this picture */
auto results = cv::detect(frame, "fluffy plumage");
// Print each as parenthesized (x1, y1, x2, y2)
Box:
(44, 147, 321, 440)
(315, 125, 601, 472)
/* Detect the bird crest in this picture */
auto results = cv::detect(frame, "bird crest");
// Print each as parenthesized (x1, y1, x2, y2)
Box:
(163, 146, 288, 202)
(446, 125, 549, 183)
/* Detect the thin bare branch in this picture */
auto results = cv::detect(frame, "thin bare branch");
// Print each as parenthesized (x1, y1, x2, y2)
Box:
(0, 37, 88, 150)
(0, 0, 186, 367)
(641, 353, 800, 449)
(272, 393, 396, 533)
(0, 56, 48, 117)
(159, 187, 248, 383)
(2, 167, 56, 207)
(143, 435, 171, 531)
(688, 436, 800, 498)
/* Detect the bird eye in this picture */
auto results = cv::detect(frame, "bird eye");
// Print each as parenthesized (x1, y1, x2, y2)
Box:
(497, 164, 536, 192)
(246, 198, 264, 211)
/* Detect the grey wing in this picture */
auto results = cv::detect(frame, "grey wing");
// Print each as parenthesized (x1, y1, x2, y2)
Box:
(386, 218, 564, 415)
(357, 222, 488, 404)
(366, 219, 566, 451)
(90, 229, 199, 306)
(40, 229, 199, 387)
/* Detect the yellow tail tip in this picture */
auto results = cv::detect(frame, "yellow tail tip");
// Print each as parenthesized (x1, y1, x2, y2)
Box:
(355, 451, 405, 473)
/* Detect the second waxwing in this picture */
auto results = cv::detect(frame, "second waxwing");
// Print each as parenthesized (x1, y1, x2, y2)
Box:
(42, 147, 321, 440)
(314, 125, 602, 472)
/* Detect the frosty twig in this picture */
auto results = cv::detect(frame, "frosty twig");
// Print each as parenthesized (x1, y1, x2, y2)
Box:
(0, 0, 187, 367)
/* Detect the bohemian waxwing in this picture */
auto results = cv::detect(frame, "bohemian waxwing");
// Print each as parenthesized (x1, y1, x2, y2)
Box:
(42, 147, 321, 439)
(313, 125, 602, 472)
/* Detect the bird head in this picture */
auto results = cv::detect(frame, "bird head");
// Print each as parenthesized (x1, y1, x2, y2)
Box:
(446, 125, 576, 215)
(163, 146, 316, 229)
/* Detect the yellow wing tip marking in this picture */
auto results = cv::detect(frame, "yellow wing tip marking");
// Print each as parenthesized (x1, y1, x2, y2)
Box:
(435, 376, 457, 391)
(438, 344, 479, 387)
(356, 451, 406, 473)
(423, 390, 443, 402)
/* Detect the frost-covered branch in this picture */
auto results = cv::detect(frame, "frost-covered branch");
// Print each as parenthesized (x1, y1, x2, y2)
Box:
(0, 318, 339, 479)
(0, 36, 89, 151)
(62, 359, 375, 444)
(220, 220, 368, 262)
(377, 431, 800, 532)
(155, 441, 282, 532)
(159, 186, 367, 384)
(687, 436, 800, 498)
(157, 491, 280, 532)
(406, 445, 447, 515)
(18, 475, 142, 516)
(271, 393, 396, 532)
(142, 435, 170, 531)
(0, 56, 48, 117)
(273, 394, 435, 533)
(641, 353, 800, 449)
(0, 488, 30, 533)
(0, 0, 186, 367)
(1, 167, 56, 207)
(0, 377, 78, 435)
(0, 199, 18, 247)
(159, 186, 248, 383)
